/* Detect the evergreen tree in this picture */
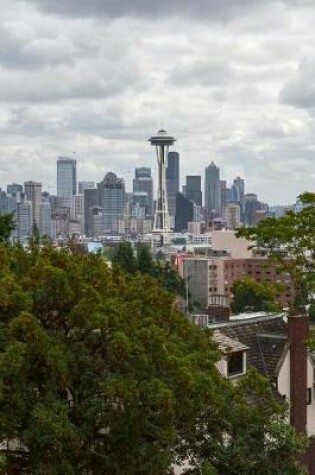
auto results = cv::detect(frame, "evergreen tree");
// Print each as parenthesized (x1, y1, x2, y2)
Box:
(112, 241, 137, 274)
(0, 213, 15, 244)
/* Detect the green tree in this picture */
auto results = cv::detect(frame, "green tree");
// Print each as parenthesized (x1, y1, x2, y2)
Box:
(237, 192, 315, 312)
(0, 213, 15, 244)
(231, 277, 282, 314)
(189, 370, 307, 475)
(0, 243, 307, 474)
(136, 243, 155, 276)
(112, 241, 137, 274)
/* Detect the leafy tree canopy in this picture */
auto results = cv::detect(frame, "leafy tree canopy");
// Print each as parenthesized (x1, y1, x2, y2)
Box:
(0, 213, 15, 244)
(231, 277, 282, 314)
(0, 242, 307, 474)
(237, 192, 315, 311)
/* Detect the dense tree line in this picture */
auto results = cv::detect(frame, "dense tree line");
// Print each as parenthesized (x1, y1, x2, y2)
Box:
(0, 217, 308, 474)
(112, 241, 185, 297)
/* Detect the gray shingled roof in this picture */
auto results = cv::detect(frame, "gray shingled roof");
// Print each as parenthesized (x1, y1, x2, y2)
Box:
(211, 314, 288, 380)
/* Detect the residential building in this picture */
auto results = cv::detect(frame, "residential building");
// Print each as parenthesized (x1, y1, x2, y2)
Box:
(211, 312, 315, 474)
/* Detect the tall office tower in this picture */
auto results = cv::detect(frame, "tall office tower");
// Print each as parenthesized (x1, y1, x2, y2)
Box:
(230, 182, 240, 203)
(233, 176, 245, 200)
(17, 201, 32, 240)
(7, 183, 23, 195)
(220, 180, 227, 215)
(224, 202, 241, 230)
(233, 176, 245, 220)
(78, 181, 95, 194)
(0, 189, 14, 215)
(166, 151, 180, 223)
(98, 172, 126, 233)
(39, 202, 52, 237)
(57, 157, 77, 197)
(149, 129, 176, 245)
(133, 167, 153, 216)
(205, 161, 221, 219)
(244, 193, 261, 226)
(175, 192, 194, 232)
(83, 188, 99, 237)
(24, 181, 42, 227)
(185, 175, 202, 206)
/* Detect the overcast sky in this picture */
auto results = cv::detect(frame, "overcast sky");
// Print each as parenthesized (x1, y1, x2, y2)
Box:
(0, 0, 314, 204)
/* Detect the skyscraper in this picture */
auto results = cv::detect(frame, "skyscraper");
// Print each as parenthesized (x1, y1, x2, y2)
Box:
(205, 161, 221, 218)
(57, 157, 77, 197)
(166, 151, 180, 222)
(133, 167, 153, 216)
(175, 192, 194, 232)
(24, 181, 42, 228)
(98, 172, 126, 233)
(184, 175, 202, 206)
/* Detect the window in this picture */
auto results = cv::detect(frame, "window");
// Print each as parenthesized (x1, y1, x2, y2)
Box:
(307, 388, 312, 405)
(227, 352, 244, 377)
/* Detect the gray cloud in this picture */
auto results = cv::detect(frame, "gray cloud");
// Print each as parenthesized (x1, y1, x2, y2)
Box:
(0, 0, 313, 204)
(23, 0, 270, 20)
(280, 59, 315, 109)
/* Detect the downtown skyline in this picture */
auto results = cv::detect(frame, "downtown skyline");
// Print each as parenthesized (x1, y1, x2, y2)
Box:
(0, 1, 314, 204)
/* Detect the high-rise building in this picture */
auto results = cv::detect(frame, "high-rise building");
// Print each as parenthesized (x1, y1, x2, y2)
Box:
(78, 181, 95, 194)
(17, 201, 32, 240)
(175, 192, 194, 232)
(57, 157, 77, 197)
(184, 176, 202, 206)
(39, 202, 52, 237)
(205, 161, 221, 219)
(133, 167, 153, 216)
(83, 188, 99, 237)
(98, 172, 126, 234)
(166, 151, 180, 222)
(224, 203, 241, 230)
(7, 183, 23, 195)
(220, 180, 227, 216)
(24, 181, 42, 228)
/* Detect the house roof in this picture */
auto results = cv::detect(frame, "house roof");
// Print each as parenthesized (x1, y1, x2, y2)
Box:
(213, 330, 249, 354)
(210, 314, 288, 380)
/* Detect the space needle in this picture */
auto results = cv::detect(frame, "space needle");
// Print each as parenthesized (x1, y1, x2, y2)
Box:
(149, 129, 176, 246)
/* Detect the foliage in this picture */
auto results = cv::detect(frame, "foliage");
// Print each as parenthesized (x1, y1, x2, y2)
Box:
(0, 213, 15, 244)
(0, 242, 307, 474)
(231, 277, 282, 314)
(112, 242, 185, 297)
(112, 241, 137, 274)
(236, 192, 315, 311)
(188, 370, 308, 475)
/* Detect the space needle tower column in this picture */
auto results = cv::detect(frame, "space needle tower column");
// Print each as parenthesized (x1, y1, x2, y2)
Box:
(149, 129, 176, 246)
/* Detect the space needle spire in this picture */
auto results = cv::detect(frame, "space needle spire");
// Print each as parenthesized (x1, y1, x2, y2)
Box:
(149, 129, 176, 246)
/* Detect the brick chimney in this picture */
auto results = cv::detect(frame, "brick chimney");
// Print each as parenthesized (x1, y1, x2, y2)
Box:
(288, 313, 309, 433)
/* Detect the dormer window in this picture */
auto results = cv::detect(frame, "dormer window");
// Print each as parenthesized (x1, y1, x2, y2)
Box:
(227, 351, 245, 377)
(213, 330, 248, 379)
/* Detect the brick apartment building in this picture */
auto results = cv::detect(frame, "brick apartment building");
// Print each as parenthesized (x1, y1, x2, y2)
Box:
(182, 256, 294, 312)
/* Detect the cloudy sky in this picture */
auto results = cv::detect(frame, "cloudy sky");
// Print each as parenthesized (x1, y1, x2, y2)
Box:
(0, 0, 315, 204)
